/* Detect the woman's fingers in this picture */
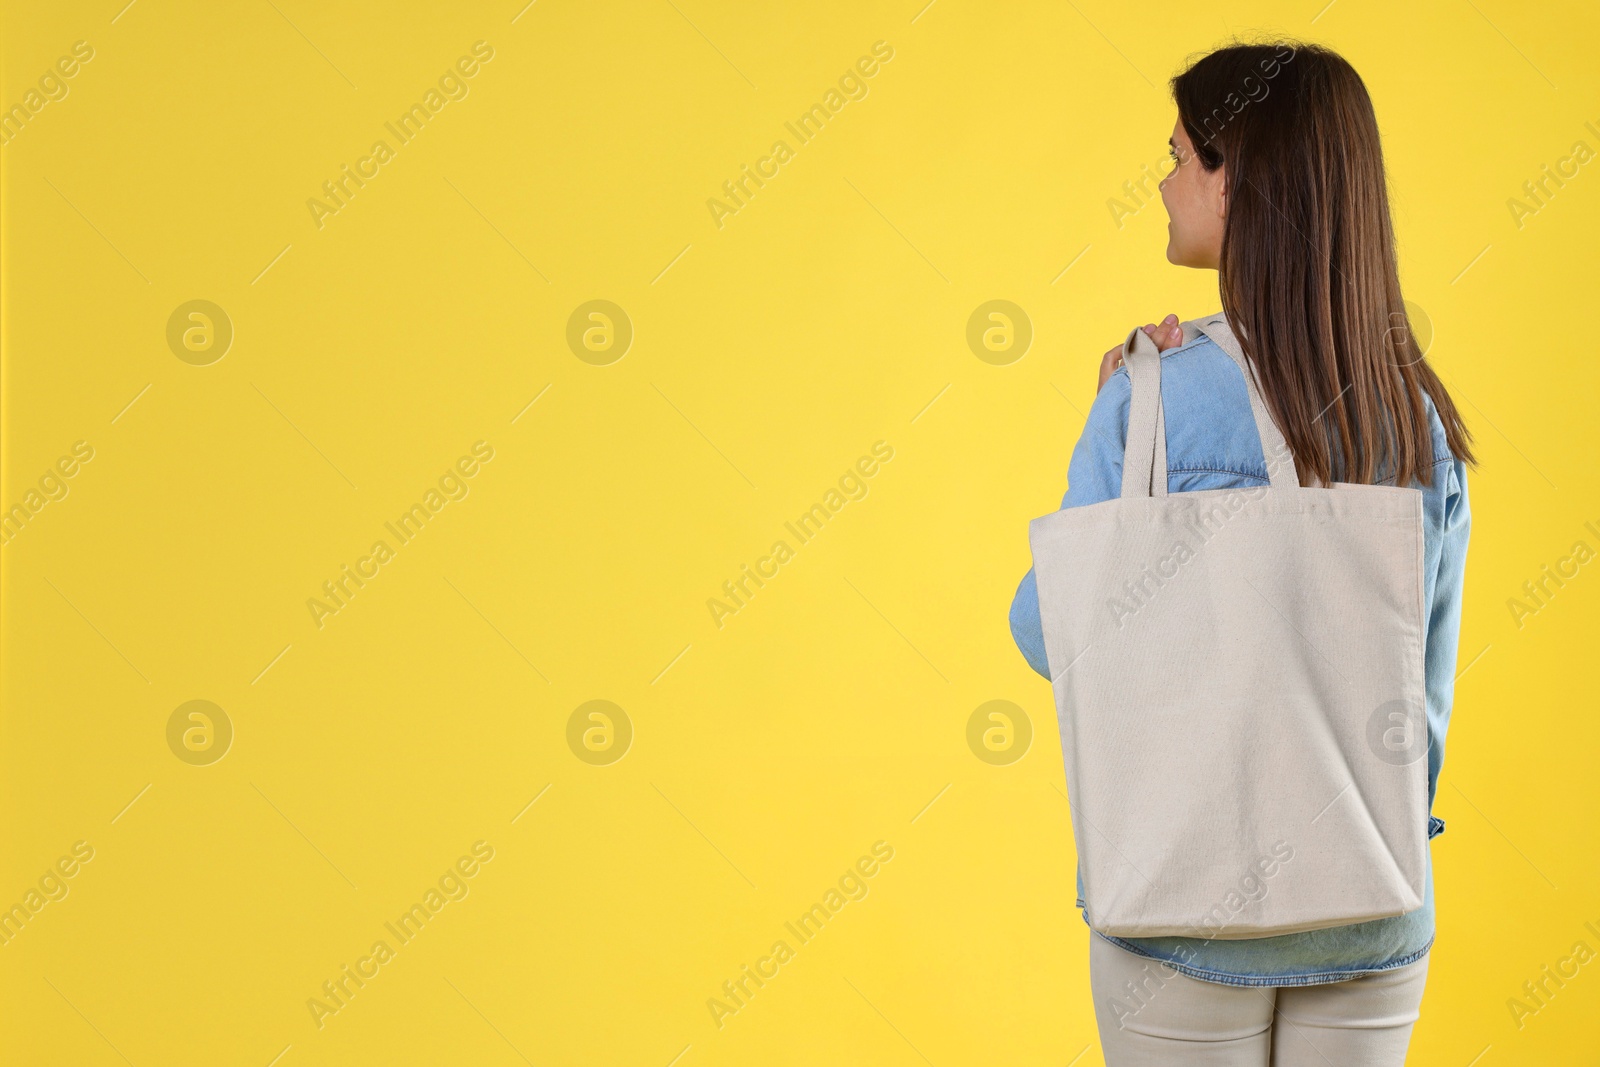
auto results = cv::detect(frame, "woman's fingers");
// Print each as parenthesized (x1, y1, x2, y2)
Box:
(1142, 314, 1183, 350)
(1154, 313, 1182, 350)
(1099, 314, 1183, 393)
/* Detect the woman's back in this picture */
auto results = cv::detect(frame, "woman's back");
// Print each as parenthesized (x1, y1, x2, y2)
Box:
(1009, 321, 1472, 983)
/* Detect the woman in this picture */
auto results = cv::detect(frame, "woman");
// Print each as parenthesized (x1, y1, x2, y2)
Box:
(1009, 41, 1474, 1064)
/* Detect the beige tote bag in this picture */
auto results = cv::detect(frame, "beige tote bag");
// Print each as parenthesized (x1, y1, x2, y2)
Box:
(1028, 312, 1429, 939)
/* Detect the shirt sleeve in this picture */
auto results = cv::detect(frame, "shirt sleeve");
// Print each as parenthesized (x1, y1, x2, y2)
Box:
(1008, 370, 1133, 678)
(1424, 457, 1472, 835)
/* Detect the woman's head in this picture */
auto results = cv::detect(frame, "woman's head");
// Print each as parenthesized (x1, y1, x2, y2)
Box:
(1161, 41, 1474, 487)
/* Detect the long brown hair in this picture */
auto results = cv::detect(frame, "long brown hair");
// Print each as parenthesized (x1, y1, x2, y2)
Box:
(1172, 41, 1474, 487)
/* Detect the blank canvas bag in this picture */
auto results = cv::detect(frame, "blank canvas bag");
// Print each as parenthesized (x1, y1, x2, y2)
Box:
(1028, 312, 1429, 939)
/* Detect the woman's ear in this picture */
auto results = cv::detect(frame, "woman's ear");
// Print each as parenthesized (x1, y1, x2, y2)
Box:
(1215, 165, 1228, 219)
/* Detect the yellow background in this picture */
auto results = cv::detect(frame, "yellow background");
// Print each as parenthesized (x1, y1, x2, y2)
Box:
(3, 1, 1597, 1063)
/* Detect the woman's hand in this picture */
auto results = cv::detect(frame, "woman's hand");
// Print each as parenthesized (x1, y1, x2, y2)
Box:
(1097, 313, 1184, 393)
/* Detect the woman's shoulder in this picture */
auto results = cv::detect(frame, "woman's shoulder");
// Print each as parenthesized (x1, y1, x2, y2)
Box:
(1143, 335, 1461, 479)
(1156, 332, 1242, 386)
(1096, 331, 1239, 415)
(1082, 334, 1273, 485)
(1090, 332, 1256, 426)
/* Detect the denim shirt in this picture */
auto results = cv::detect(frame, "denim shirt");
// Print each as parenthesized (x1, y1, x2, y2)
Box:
(1009, 330, 1472, 987)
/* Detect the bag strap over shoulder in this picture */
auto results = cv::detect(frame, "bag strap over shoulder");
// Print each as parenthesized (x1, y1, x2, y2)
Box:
(1119, 312, 1307, 498)
(1119, 326, 1168, 499)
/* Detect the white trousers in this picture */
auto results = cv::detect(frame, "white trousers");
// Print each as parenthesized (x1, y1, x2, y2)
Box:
(1089, 934, 1429, 1066)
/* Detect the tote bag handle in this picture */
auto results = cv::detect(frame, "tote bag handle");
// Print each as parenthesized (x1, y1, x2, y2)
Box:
(1120, 313, 1310, 499)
